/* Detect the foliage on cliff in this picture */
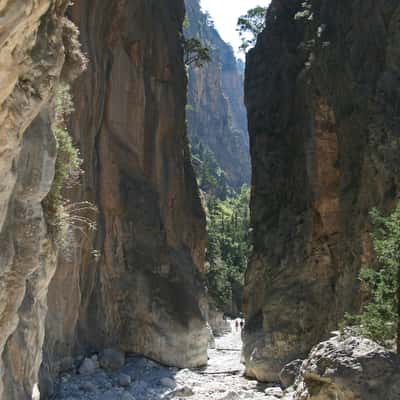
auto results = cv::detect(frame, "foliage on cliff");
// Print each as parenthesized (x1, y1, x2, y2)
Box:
(43, 83, 82, 222)
(43, 83, 96, 246)
(237, 6, 266, 52)
(190, 138, 229, 198)
(346, 206, 400, 351)
(183, 37, 211, 67)
(205, 186, 250, 309)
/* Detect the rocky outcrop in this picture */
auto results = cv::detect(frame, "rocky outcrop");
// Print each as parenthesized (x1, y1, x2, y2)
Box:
(184, 0, 250, 193)
(40, 0, 208, 394)
(288, 335, 400, 399)
(243, 0, 400, 381)
(0, 1, 74, 398)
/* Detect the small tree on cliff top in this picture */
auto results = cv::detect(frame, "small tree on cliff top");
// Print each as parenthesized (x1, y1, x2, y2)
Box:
(236, 6, 267, 53)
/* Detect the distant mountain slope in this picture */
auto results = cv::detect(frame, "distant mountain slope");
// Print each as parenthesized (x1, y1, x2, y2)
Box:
(184, 0, 250, 197)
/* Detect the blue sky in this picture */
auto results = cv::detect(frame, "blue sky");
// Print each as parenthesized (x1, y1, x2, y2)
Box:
(200, 0, 271, 57)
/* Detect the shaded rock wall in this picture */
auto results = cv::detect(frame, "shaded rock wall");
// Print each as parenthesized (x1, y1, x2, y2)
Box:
(41, 0, 208, 393)
(243, 0, 400, 382)
(184, 0, 250, 192)
(0, 1, 70, 398)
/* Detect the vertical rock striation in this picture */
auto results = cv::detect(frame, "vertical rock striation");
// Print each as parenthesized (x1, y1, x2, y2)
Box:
(0, 0, 208, 398)
(1, 112, 58, 400)
(41, 0, 208, 393)
(0, 1, 71, 398)
(243, 0, 400, 382)
(184, 0, 250, 193)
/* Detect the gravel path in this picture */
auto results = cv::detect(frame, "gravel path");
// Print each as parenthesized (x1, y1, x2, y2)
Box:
(53, 321, 282, 400)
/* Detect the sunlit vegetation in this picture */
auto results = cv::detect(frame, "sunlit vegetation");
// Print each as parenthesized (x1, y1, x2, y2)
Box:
(43, 83, 97, 247)
(236, 6, 267, 52)
(344, 206, 400, 352)
(205, 186, 250, 309)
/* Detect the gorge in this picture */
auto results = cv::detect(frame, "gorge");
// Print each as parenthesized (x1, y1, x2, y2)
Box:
(0, 1, 400, 400)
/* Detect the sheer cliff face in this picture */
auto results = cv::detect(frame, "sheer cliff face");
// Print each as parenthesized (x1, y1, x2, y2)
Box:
(0, 1, 207, 398)
(0, 1, 70, 398)
(184, 0, 250, 191)
(41, 0, 208, 390)
(244, 0, 400, 382)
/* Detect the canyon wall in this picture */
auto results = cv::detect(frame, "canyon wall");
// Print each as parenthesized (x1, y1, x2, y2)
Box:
(184, 0, 250, 194)
(0, 1, 74, 398)
(243, 0, 400, 382)
(40, 0, 208, 396)
(0, 1, 208, 399)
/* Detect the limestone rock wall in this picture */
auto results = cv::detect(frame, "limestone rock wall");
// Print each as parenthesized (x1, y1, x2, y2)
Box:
(243, 0, 400, 381)
(0, 0, 208, 398)
(0, 1, 70, 398)
(41, 0, 208, 393)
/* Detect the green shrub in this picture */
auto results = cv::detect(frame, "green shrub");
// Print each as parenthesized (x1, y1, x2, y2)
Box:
(43, 83, 96, 247)
(345, 206, 400, 349)
(183, 37, 211, 67)
(236, 6, 266, 52)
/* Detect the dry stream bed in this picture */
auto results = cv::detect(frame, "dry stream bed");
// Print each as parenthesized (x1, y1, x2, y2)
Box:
(53, 321, 283, 400)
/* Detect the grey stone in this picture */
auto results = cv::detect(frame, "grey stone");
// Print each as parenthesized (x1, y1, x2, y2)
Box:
(118, 373, 131, 387)
(79, 358, 97, 375)
(294, 335, 400, 400)
(99, 349, 125, 370)
(121, 393, 136, 400)
(279, 359, 303, 388)
(173, 386, 194, 397)
(102, 391, 120, 400)
(60, 357, 75, 372)
(218, 391, 241, 400)
(79, 381, 97, 392)
(264, 387, 283, 398)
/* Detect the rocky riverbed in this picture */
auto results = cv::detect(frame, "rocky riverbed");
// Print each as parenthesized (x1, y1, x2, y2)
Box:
(38, 321, 400, 399)
(52, 320, 282, 400)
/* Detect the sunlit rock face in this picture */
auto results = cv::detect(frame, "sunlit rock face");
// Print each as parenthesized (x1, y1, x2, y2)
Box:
(41, 0, 208, 394)
(243, 0, 400, 381)
(0, 1, 70, 398)
(292, 335, 400, 400)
